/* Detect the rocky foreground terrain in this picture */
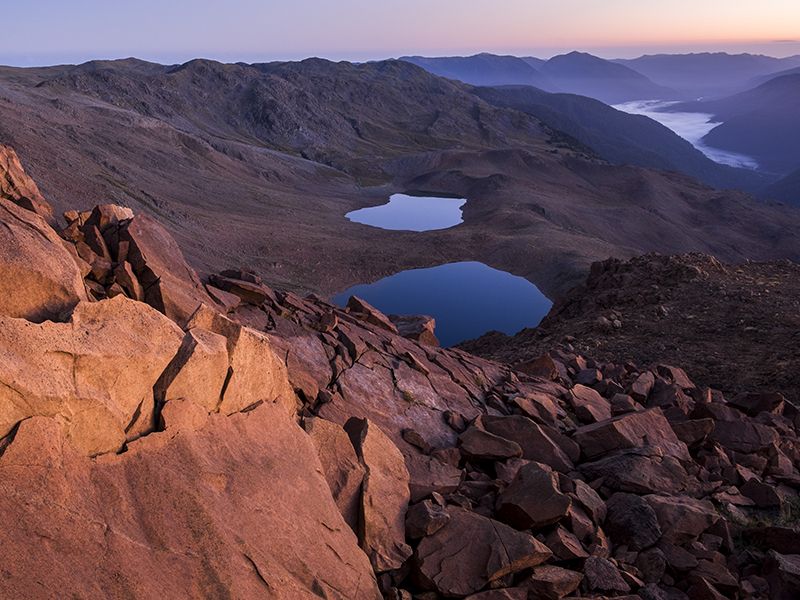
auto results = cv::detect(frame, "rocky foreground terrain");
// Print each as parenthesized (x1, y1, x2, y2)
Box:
(1, 144, 800, 599)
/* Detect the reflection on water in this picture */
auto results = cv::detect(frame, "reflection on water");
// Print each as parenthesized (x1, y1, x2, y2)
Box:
(614, 100, 759, 169)
(333, 261, 552, 347)
(346, 193, 466, 231)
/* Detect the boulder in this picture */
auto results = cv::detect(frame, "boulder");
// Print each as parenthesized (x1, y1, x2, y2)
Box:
(0, 197, 87, 321)
(574, 408, 690, 461)
(524, 565, 583, 599)
(629, 371, 655, 403)
(0, 405, 381, 599)
(546, 526, 588, 560)
(515, 354, 559, 380)
(155, 327, 230, 412)
(415, 507, 551, 597)
(119, 213, 213, 326)
(0, 296, 183, 455)
(482, 415, 573, 472)
(345, 418, 412, 573)
(405, 499, 450, 539)
(208, 273, 276, 305)
(389, 314, 439, 346)
(584, 556, 631, 593)
(304, 417, 365, 532)
(605, 493, 662, 550)
(710, 420, 780, 454)
(185, 306, 297, 416)
(764, 551, 800, 600)
(496, 462, 572, 530)
(346, 296, 398, 334)
(568, 384, 612, 423)
(645, 495, 718, 544)
(580, 449, 689, 494)
(459, 426, 523, 460)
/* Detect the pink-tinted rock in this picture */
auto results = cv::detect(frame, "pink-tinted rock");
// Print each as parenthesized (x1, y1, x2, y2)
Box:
(524, 565, 583, 599)
(346, 417, 412, 573)
(304, 417, 366, 533)
(0, 196, 87, 321)
(0, 144, 53, 219)
(574, 408, 690, 461)
(0, 406, 381, 599)
(120, 213, 213, 326)
(415, 507, 552, 597)
(482, 415, 573, 473)
(0, 296, 183, 456)
(496, 462, 572, 530)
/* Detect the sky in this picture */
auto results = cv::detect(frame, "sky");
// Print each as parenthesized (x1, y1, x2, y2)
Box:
(1, 0, 799, 66)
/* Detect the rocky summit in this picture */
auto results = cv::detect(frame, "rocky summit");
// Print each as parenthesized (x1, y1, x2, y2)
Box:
(1, 148, 799, 600)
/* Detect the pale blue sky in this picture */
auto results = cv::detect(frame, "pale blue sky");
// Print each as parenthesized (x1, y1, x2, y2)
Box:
(2, 0, 799, 66)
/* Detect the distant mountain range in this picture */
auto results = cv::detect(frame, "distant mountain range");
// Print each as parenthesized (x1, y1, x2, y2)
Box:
(401, 52, 674, 104)
(614, 52, 800, 97)
(402, 51, 800, 103)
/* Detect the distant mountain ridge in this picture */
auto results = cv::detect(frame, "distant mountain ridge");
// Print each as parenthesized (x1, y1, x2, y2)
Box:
(615, 52, 800, 97)
(401, 52, 673, 104)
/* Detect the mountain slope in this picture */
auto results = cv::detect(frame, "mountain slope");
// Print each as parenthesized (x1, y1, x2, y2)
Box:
(2, 150, 800, 600)
(670, 74, 800, 174)
(472, 85, 765, 191)
(764, 166, 800, 205)
(1, 57, 799, 302)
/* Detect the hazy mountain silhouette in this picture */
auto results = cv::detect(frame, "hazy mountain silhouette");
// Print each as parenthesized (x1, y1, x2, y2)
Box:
(615, 52, 800, 97)
(401, 52, 672, 103)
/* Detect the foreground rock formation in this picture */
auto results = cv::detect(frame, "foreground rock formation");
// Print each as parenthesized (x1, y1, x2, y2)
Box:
(0, 150, 798, 599)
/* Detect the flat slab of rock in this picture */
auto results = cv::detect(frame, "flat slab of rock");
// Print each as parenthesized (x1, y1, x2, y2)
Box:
(459, 426, 523, 460)
(415, 507, 552, 597)
(574, 408, 690, 461)
(645, 494, 718, 544)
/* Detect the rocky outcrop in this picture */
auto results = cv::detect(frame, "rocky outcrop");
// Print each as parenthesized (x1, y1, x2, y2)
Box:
(0, 144, 52, 219)
(0, 197, 87, 321)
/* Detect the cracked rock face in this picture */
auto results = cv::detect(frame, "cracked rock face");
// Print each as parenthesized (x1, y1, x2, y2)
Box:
(0, 296, 183, 455)
(0, 406, 381, 599)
